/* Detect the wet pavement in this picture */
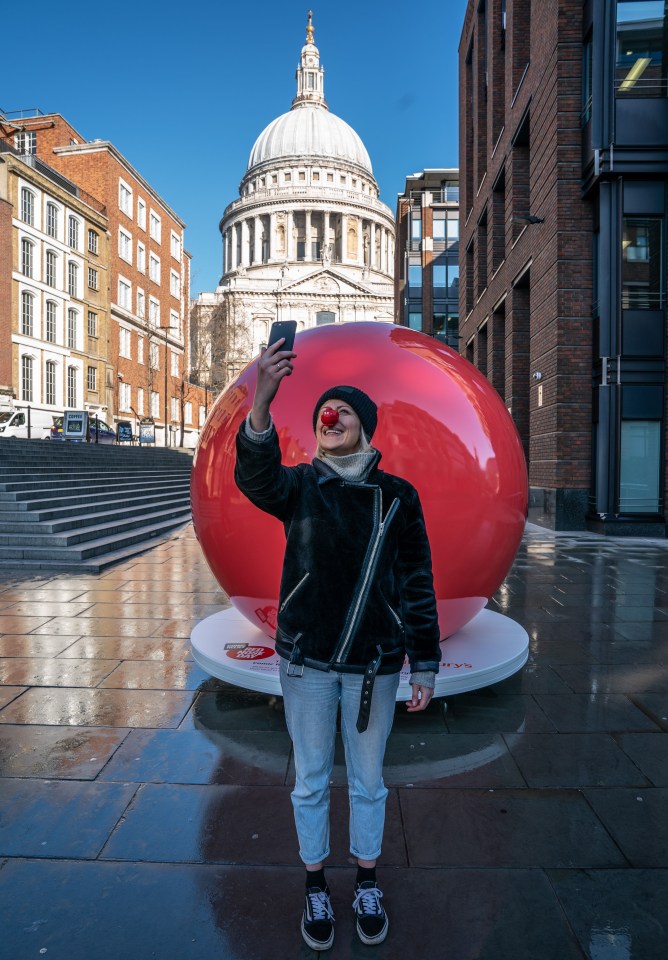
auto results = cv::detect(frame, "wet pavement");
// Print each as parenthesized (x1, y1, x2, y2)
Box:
(1, 523, 667, 959)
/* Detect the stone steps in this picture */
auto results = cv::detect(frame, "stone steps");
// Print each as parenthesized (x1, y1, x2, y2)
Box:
(0, 439, 193, 571)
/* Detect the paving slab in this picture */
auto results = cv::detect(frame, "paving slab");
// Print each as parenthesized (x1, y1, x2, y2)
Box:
(399, 788, 626, 867)
(615, 731, 668, 785)
(0, 687, 195, 727)
(0, 724, 129, 778)
(503, 732, 651, 787)
(97, 728, 292, 784)
(548, 868, 668, 960)
(583, 787, 668, 867)
(0, 778, 136, 858)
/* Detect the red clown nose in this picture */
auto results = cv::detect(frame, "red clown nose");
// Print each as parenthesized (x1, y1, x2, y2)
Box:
(320, 407, 340, 426)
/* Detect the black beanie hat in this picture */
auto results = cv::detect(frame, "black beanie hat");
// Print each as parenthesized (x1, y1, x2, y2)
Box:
(312, 385, 378, 439)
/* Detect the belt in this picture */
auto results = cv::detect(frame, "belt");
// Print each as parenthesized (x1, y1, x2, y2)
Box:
(356, 645, 384, 733)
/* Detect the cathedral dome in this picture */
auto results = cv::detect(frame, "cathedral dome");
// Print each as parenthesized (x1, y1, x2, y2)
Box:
(247, 106, 373, 175)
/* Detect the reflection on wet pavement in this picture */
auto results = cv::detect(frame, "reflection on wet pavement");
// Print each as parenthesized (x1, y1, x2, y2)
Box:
(0, 523, 667, 957)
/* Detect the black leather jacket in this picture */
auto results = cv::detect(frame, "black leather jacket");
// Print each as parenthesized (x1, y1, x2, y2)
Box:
(234, 423, 441, 684)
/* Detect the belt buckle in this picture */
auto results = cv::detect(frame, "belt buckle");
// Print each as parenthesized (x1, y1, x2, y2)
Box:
(287, 662, 304, 677)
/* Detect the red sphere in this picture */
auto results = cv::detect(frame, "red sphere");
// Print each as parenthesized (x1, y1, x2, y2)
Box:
(320, 407, 340, 426)
(191, 323, 527, 639)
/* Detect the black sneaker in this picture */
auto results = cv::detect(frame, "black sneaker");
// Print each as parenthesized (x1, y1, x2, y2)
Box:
(352, 881, 388, 945)
(301, 885, 334, 951)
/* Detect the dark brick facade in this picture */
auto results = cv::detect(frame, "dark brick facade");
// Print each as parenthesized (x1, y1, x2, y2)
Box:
(459, 0, 594, 528)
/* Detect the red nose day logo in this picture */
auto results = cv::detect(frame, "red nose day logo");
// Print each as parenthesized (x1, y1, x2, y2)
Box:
(255, 605, 278, 631)
(226, 645, 275, 661)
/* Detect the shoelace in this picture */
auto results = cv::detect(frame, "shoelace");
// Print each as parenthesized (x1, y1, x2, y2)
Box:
(353, 885, 383, 916)
(307, 889, 334, 922)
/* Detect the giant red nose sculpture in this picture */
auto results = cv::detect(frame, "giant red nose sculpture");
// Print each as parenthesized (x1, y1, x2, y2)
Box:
(191, 322, 528, 639)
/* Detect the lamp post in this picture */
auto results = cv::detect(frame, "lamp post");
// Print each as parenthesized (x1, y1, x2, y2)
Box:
(158, 325, 177, 447)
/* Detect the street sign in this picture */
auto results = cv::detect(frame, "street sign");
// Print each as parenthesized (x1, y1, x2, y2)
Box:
(117, 421, 133, 443)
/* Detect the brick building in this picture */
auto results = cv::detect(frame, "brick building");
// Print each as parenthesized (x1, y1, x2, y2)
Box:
(13, 112, 204, 447)
(459, 0, 668, 534)
(0, 128, 112, 431)
(395, 168, 460, 347)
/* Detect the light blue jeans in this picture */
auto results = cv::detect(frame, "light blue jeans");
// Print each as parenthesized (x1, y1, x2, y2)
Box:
(279, 658, 400, 865)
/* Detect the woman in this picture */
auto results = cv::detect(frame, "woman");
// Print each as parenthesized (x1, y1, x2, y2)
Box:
(235, 337, 441, 951)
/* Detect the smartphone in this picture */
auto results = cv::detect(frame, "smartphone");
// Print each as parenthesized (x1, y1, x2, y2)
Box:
(267, 320, 297, 353)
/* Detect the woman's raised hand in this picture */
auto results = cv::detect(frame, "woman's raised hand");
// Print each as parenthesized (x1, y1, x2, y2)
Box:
(250, 338, 297, 432)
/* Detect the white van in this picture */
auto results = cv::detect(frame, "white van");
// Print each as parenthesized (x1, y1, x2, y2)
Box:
(0, 407, 55, 439)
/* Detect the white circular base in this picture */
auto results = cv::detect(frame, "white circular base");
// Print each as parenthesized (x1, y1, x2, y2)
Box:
(191, 607, 529, 699)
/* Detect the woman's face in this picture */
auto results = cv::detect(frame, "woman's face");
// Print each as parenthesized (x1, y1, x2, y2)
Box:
(316, 399, 362, 456)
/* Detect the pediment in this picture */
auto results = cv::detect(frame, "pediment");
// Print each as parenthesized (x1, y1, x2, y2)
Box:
(279, 267, 378, 297)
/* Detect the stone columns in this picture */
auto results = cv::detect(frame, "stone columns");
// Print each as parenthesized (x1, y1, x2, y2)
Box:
(254, 216, 262, 264)
(305, 210, 312, 260)
(269, 212, 277, 261)
(341, 213, 348, 262)
(357, 219, 363, 264)
(230, 225, 238, 271)
(324, 210, 330, 256)
(370, 222, 377, 270)
(241, 220, 250, 267)
(286, 211, 294, 260)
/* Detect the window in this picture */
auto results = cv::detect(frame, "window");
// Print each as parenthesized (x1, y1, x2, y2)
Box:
(616, 0, 667, 96)
(46, 301, 57, 342)
(447, 218, 460, 242)
(170, 310, 179, 334)
(21, 188, 35, 225)
(171, 231, 181, 260)
(137, 241, 146, 273)
(149, 253, 160, 283)
(119, 328, 131, 358)
(21, 292, 34, 337)
(199, 405, 206, 426)
(150, 390, 160, 418)
(408, 264, 422, 296)
(149, 210, 161, 242)
(433, 211, 446, 242)
(45, 361, 56, 406)
(170, 270, 180, 298)
(22, 356, 33, 402)
(45, 250, 57, 287)
(88, 267, 98, 290)
(119, 179, 133, 216)
(137, 336, 144, 364)
(582, 34, 593, 123)
(410, 209, 422, 243)
(408, 310, 422, 330)
(622, 217, 663, 308)
(433, 262, 447, 291)
(118, 277, 131, 310)
(150, 341, 159, 369)
(284, 172, 292, 183)
(46, 203, 58, 238)
(620, 420, 661, 511)
(67, 309, 77, 349)
(171, 350, 179, 376)
(448, 262, 460, 298)
(119, 228, 132, 263)
(21, 239, 34, 277)
(137, 198, 146, 230)
(68, 216, 80, 249)
(185, 401, 192, 424)
(67, 262, 78, 297)
(120, 381, 131, 411)
(327, 173, 334, 183)
(171, 397, 179, 421)
(15, 131, 36, 154)
(149, 297, 160, 326)
(88, 229, 98, 254)
(137, 288, 145, 319)
(67, 366, 77, 407)
(137, 387, 145, 415)
(87, 310, 97, 338)
(87, 365, 97, 392)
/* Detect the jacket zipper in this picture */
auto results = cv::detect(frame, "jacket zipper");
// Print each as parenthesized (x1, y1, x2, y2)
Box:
(334, 494, 400, 666)
(279, 572, 310, 612)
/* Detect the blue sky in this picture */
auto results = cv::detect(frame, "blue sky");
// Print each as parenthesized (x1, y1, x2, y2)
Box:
(3, 0, 468, 293)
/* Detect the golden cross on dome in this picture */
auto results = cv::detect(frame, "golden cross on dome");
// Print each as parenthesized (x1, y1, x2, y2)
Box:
(306, 9, 314, 43)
